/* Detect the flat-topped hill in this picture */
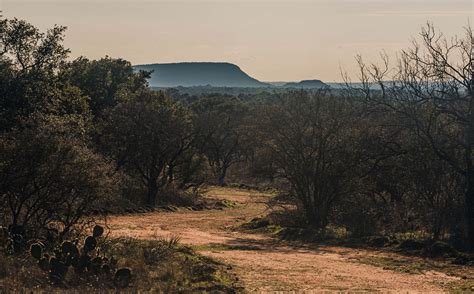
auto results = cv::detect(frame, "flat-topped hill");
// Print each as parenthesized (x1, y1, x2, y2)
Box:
(133, 62, 269, 88)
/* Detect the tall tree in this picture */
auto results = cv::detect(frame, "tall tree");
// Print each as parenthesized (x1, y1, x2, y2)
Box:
(356, 23, 474, 248)
(64, 56, 149, 119)
(0, 18, 89, 133)
(0, 18, 115, 240)
(102, 90, 193, 206)
(255, 91, 372, 229)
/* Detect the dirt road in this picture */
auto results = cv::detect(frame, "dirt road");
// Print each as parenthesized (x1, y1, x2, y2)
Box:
(108, 187, 472, 292)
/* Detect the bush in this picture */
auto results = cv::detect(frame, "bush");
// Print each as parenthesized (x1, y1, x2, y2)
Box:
(426, 241, 457, 257)
(367, 236, 390, 248)
(399, 239, 425, 251)
(255, 92, 373, 230)
(453, 253, 474, 266)
(241, 218, 271, 230)
(0, 123, 117, 241)
(157, 187, 200, 207)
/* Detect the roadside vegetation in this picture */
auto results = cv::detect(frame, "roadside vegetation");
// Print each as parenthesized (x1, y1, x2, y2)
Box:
(0, 16, 473, 290)
(0, 234, 240, 292)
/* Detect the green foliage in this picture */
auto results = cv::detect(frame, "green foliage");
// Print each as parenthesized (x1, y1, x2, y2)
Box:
(64, 56, 149, 119)
(0, 18, 90, 134)
(0, 18, 113, 242)
(0, 123, 116, 239)
(102, 90, 199, 206)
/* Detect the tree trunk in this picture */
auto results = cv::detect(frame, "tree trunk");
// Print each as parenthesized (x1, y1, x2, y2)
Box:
(146, 180, 158, 207)
(466, 170, 474, 250)
(306, 210, 328, 232)
(466, 71, 474, 250)
(307, 200, 328, 230)
(168, 164, 174, 185)
(217, 165, 228, 186)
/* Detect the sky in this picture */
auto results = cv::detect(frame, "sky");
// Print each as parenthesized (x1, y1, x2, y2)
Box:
(2, 0, 472, 82)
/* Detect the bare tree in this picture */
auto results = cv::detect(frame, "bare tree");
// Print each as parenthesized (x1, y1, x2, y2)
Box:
(355, 23, 474, 247)
(256, 91, 372, 229)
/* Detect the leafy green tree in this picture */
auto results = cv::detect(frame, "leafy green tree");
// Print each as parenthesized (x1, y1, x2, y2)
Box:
(0, 18, 90, 133)
(64, 56, 149, 119)
(0, 118, 116, 240)
(0, 18, 113, 241)
(102, 90, 194, 206)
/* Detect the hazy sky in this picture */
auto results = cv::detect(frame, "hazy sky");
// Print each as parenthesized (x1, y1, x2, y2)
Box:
(2, 0, 472, 82)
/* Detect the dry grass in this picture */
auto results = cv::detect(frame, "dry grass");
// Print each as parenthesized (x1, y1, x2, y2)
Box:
(0, 237, 241, 293)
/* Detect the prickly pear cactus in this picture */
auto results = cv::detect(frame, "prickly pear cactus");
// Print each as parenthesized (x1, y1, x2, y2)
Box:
(38, 256, 50, 271)
(83, 236, 97, 252)
(29, 225, 128, 286)
(92, 225, 104, 238)
(30, 243, 43, 260)
(114, 267, 132, 288)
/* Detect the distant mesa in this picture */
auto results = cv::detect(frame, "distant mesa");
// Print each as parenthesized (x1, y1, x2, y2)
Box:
(133, 62, 270, 88)
(133, 62, 329, 89)
(283, 79, 329, 89)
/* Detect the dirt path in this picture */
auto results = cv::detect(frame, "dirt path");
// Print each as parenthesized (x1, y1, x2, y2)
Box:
(108, 187, 471, 292)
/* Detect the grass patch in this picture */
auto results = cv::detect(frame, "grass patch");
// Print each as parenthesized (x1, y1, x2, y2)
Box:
(216, 199, 240, 209)
(354, 256, 430, 274)
(190, 243, 262, 251)
(0, 237, 241, 292)
(354, 255, 474, 291)
(240, 217, 283, 235)
(441, 279, 474, 292)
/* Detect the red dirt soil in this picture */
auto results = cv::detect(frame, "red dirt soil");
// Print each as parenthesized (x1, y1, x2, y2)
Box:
(108, 187, 473, 292)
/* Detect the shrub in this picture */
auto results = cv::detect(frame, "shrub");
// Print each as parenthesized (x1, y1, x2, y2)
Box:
(399, 239, 425, 251)
(367, 236, 390, 248)
(426, 241, 457, 257)
(255, 92, 373, 230)
(0, 123, 117, 241)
